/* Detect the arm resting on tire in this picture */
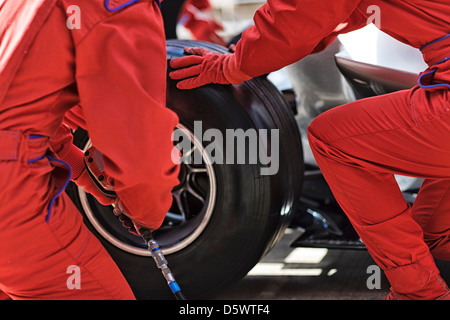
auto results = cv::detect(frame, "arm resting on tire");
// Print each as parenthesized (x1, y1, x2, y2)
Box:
(170, 0, 366, 89)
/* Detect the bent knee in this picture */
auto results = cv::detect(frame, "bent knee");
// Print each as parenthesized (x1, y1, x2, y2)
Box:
(307, 112, 339, 155)
(307, 115, 327, 147)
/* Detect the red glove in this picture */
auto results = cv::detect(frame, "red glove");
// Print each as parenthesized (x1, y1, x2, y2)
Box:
(74, 168, 115, 206)
(169, 47, 251, 90)
(113, 199, 147, 236)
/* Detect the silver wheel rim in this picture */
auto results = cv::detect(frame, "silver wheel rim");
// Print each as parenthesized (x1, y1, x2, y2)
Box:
(79, 123, 217, 256)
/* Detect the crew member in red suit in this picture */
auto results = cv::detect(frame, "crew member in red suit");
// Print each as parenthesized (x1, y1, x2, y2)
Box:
(0, 0, 179, 299)
(178, 0, 227, 46)
(170, 0, 450, 300)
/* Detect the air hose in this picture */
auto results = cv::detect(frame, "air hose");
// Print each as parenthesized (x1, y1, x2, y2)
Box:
(139, 228, 187, 300)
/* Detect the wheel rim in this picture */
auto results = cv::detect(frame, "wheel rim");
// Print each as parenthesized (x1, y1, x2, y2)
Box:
(79, 123, 217, 256)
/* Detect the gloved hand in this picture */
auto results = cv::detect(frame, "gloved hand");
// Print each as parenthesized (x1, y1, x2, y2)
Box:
(82, 145, 153, 236)
(74, 168, 115, 206)
(113, 199, 147, 236)
(169, 47, 251, 90)
(53, 139, 115, 206)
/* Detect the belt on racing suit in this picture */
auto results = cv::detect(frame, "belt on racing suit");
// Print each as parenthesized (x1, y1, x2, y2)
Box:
(419, 34, 450, 90)
(0, 130, 72, 222)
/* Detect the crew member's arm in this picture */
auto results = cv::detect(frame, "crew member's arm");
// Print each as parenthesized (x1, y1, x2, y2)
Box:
(74, 1, 180, 230)
(170, 0, 366, 89)
(235, 0, 364, 76)
(311, 9, 367, 54)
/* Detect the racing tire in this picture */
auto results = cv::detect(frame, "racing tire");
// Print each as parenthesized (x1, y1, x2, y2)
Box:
(66, 40, 304, 299)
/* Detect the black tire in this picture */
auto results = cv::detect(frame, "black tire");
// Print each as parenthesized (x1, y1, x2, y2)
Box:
(66, 40, 304, 299)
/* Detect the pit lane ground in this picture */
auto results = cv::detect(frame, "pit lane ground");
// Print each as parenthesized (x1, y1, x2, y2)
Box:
(210, 228, 450, 300)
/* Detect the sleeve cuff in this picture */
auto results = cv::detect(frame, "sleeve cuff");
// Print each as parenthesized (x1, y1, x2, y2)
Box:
(61, 144, 86, 180)
(223, 53, 252, 85)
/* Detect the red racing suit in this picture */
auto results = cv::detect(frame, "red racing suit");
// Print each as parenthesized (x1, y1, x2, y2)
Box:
(231, 0, 449, 296)
(0, 0, 179, 299)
